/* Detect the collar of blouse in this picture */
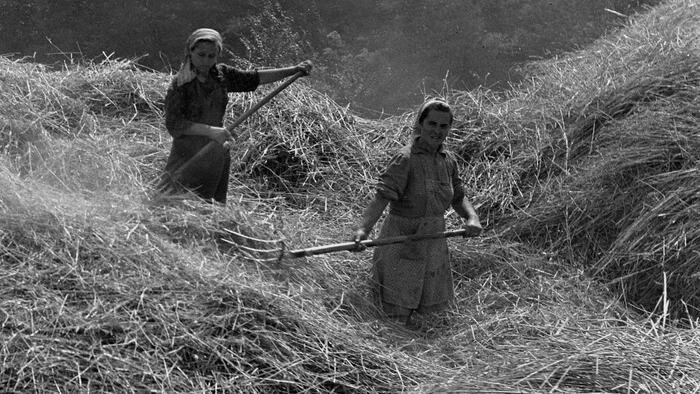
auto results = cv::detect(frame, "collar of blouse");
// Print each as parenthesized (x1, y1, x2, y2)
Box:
(411, 136, 446, 156)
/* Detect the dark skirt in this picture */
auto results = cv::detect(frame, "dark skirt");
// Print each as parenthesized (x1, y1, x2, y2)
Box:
(157, 135, 230, 203)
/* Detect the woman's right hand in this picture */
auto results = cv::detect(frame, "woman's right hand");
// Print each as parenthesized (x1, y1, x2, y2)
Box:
(211, 127, 232, 146)
(463, 217, 483, 237)
(351, 227, 369, 252)
(296, 60, 313, 76)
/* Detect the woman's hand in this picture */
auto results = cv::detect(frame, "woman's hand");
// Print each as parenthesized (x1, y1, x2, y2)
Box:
(351, 226, 369, 252)
(211, 127, 232, 146)
(296, 60, 313, 76)
(463, 216, 483, 237)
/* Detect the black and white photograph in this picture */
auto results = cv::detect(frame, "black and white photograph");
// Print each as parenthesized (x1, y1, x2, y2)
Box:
(1, 1, 698, 392)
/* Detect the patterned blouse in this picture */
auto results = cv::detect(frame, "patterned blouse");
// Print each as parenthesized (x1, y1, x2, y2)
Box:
(377, 137, 465, 218)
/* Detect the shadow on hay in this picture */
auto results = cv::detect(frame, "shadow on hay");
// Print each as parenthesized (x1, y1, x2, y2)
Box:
(502, 56, 700, 318)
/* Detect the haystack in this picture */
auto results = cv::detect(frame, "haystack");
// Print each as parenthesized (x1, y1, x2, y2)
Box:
(226, 83, 388, 200)
(499, 1, 700, 317)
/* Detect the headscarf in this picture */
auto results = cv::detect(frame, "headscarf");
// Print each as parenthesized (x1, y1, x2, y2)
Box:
(174, 28, 224, 87)
(412, 98, 454, 136)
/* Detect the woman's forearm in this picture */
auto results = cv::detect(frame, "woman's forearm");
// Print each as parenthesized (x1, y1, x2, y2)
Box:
(453, 196, 479, 221)
(454, 196, 483, 235)
(179, 122, 228, 143)
(257, 66, 300, 84)
(359, 195, 389, 233)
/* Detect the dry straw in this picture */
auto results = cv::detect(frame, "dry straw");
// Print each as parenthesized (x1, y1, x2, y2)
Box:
(0, 157, 434, 392)
(2, 1, 700, 391)
(0, 56, 434, 392)
(225, 81, 401, 206)
(488, 0, 700, 318)
(507, 55, 700, 317)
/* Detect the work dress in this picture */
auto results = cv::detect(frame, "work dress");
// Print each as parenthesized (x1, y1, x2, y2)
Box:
(159, 64, 259, 203)
(372, 136, 466, 317)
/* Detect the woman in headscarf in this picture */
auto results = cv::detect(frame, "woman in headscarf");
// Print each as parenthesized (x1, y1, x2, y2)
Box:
(158, 28, 312, 203)
(352, 98, 483, 327)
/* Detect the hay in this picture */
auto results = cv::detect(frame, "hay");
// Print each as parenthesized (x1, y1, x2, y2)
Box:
(406, 236, 699, 392)
(0, 159, 438, 392)
(491, 0, 700, 317)
(0, 56, 166, 145)
(226, 82, 394, 204)
(1, 1, 700, 390)
(424, 321, 700, 392)
(504, 56, 700, 316)
(0, 53, 439, 389)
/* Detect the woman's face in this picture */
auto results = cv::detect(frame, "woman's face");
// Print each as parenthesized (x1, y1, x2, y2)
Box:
(418, 109, 452, 150)
(190, 40, 219, 76)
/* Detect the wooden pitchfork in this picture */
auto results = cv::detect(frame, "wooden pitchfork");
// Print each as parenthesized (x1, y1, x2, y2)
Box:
(222, 228, 476, 262)
(172, 70, 306, 180)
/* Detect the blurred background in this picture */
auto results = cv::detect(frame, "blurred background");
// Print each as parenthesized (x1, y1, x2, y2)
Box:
(0, 0, 660, 117)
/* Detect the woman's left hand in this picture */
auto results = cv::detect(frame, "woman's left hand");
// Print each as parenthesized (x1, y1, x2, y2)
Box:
(463, 217, 483, 237)
(350, 226, 368, 252)
(296, 60, 313, 76)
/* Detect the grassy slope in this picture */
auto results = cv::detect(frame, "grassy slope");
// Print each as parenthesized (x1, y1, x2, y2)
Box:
(1, 0, 699, 392)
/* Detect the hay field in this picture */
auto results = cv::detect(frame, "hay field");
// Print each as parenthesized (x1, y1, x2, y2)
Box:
(1, 0, 699, 392)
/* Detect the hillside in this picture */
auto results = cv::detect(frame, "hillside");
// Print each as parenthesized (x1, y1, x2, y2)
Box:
(1, 0, 699, 392)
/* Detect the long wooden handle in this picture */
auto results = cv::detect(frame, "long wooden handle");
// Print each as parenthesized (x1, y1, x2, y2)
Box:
(172, 71, 305, 180)
(287, 229, 471, 258)
(225, 70, 305, 133)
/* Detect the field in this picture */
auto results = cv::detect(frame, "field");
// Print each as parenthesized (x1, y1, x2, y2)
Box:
(1, 0, 698, 392)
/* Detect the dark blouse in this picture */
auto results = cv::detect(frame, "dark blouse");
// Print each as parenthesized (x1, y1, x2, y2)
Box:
(164, 64, 259, 138)
(160, 64, 259, 202)
(376, 137, 466, 218)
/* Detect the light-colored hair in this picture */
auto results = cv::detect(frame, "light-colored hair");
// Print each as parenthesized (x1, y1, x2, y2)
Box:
(174, 28, 223, 87)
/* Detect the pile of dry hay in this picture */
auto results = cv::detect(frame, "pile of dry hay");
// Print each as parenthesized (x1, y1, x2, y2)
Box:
(0, 55, 435, 392)
(493, 0, 700, 317)
(0, 116, 415, 392)
(0, 155, 436, 392)
(0, 56, 166, 135)
(224, 81, 398, 202)
(0, 56, 170, 194)
(429, 238, 699, 392)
